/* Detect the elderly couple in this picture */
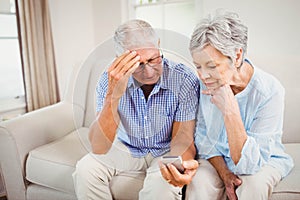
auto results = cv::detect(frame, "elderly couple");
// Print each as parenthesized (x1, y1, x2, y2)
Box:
(73, 10, 294, 200)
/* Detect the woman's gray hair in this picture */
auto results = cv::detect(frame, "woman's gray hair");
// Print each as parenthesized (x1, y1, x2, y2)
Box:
(190, 10, 248, 62)
(114, 19, 160, 56)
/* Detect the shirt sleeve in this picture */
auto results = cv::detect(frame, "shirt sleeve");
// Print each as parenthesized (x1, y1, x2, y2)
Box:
(174, 70, 200, 121)
(95, 72, 108, 113)
(196, 126, 223, 160)
(194, 98, 223, 159)
(232, 88, 287, 175)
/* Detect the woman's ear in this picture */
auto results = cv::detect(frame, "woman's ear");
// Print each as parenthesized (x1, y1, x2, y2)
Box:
(235, 48, 244, 68)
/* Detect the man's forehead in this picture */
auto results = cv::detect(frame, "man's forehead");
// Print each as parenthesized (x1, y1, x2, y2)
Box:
(131, 46, 158, 52)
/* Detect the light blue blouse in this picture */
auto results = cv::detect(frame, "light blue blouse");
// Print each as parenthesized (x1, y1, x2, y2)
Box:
(195, 61, 294, 178)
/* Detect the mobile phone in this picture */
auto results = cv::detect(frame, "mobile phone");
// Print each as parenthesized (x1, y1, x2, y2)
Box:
(161, 155, 184, 173)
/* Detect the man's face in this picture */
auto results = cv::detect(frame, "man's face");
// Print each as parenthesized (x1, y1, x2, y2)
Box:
(132, 47, 163, 85)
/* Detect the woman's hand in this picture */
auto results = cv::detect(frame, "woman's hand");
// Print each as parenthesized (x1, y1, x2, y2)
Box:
(209, 156, 242, 200)
(221, 171, 242, 200)
(159, 159, 199, 188)
(107, 50, 140, 100)
(202, 84, 239, 116)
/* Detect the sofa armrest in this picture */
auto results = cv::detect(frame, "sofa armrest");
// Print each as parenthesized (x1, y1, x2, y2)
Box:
(0, 101, 82, 200)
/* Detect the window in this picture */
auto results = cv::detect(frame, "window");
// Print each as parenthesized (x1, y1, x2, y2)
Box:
(132, 0, 196, 37)
(0, 0, 25, 120)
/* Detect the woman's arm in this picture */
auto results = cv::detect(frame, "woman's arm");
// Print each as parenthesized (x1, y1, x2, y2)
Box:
(207, 84, 248, 164)
(209, 156, 242, 200)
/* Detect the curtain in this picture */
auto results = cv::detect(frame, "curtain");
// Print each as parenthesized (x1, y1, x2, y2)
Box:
(16, 0, 60, 112)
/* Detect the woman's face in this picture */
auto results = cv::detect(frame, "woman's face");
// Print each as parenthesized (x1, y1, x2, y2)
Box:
(192, 45, 236, 90)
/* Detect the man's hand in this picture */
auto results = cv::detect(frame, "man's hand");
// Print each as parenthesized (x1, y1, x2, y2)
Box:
(107, 50, 140, 100)
(160, 159, 199, 188)
(89, 51, 140, 154)
(221, 171, 242, 200)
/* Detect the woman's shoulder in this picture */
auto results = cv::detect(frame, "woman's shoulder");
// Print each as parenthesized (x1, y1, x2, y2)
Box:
(250, 64, 285, 97)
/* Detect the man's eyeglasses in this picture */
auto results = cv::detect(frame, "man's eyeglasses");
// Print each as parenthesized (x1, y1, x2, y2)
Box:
(134, 51, 164, 73)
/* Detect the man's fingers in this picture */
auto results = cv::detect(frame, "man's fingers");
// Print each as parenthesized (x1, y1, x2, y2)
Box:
(120, 55, 140, 74)
(167, 164, 182, 179)
(159, 162, 173, 183)
(109, 53, 139, 83)
(109, 51, 138, 73)
(108, 50, 130, 72)
(167, 164, 190, 187)
(125, 61, 140, 76)
(182, 160, 199, 170)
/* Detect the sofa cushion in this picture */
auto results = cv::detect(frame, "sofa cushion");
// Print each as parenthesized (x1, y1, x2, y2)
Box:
(26, 127, 90, 194)
(271, 143, 300, 199)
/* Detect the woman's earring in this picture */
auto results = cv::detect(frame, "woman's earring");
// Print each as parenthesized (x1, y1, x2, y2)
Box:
(237, 60, 243, 68)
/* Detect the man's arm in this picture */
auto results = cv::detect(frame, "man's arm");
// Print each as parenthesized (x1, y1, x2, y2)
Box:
(88, 96, 120, 154)
(89, 51, 140, 154)
(160, 120, 199, 187)
(170, 120, 196, 160)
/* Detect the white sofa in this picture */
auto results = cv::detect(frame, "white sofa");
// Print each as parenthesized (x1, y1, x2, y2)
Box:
(0, 33, 300, 199)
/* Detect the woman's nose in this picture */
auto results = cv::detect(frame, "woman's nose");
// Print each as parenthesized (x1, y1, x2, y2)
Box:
(198, 69, 210, 79)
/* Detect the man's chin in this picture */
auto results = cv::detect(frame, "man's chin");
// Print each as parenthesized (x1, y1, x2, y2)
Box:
(142, 78, 159, 85)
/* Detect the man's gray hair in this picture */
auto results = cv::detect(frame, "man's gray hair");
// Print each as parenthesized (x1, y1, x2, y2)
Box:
(114, 19, 160, 55)
(190, 10, 248, 62)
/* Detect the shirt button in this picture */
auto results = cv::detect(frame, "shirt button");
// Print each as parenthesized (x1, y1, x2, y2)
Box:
(141, 97, 144, 99)
(144, 116, 147, 120)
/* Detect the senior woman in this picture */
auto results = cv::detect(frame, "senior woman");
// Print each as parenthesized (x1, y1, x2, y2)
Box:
(185, 11, 294, 200)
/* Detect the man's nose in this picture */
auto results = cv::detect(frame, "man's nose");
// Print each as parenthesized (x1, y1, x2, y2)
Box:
(143, 64, 156, 76)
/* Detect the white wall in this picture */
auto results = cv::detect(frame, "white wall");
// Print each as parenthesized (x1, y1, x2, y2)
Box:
(49, 0, 125, 97)
(49, 0, 95, 97)
(49, 0, 300, 101)
(0, 0, 10, 13)
(198, 0, 300, 57)
(92, 0, 124, 45)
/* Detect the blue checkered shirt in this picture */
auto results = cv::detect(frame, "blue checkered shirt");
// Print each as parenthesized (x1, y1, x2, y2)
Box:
(96, 58, 200, 157)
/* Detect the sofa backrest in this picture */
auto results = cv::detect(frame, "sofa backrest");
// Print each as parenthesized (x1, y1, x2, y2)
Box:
(65, 38, 115, 130)
(249, 54, 300, 143)
(67, 30, 300, 144)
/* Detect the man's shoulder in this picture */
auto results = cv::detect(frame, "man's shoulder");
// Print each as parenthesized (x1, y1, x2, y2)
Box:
(163, 58, 198, 79)
(161, 58, 200, 94)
